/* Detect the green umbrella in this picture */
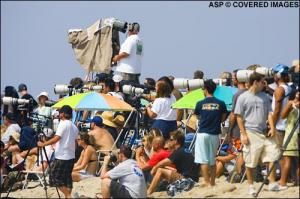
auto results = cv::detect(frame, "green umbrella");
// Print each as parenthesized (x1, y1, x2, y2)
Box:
(172, 89, 205, 109)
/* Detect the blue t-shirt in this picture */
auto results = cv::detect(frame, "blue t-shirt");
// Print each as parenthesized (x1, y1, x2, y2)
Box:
(194, 97, 227, 135)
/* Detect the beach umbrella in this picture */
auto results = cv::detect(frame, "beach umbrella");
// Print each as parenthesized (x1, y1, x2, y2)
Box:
(172, 86, 237, 111)
(172, 89, 205, 109)
(52, 91, 133, 111)
(214, 86, 238, 111)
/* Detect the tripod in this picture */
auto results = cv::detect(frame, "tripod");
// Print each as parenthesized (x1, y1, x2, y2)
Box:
(254, 117, 299, 198)
(5, 123, 60, 198)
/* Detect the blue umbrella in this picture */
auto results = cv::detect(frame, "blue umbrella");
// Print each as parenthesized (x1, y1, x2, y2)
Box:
(213, 86, 238, 111)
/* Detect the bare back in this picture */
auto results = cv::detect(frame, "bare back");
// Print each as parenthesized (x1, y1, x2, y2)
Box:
(88, 128, 114, 151)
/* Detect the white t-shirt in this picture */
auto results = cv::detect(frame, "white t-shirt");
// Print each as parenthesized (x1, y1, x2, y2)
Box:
(1, 123, 21, 145)
(151, 95, 177, 121)
(54, 120, 78, 160)
(115, 34, 143, 74)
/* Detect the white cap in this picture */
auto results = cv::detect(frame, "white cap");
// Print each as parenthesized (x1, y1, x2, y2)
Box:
(37, 91, 49, 100)
(113, 74, 123, 83)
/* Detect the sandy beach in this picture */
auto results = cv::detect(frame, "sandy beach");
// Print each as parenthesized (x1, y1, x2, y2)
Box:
(1, 176, 298, 198)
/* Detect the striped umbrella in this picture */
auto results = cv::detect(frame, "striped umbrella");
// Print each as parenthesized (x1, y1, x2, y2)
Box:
(52, 91, 133, 111)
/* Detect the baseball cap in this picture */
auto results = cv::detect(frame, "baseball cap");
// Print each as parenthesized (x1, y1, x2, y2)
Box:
(87, 116, 103, 126)
(272, 64, 289, 74)
(18, 83, 27, 92)
(59, 105, 73, 115)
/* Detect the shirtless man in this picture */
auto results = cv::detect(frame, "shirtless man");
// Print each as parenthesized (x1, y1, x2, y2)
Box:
(87, 116, 114, 152)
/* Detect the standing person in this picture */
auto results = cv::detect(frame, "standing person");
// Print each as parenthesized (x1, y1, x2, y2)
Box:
(38, 105, 78, 198)
(112, 22, 143, 85)
(271, 64, 292, 148)
(278, 91, 299, 189)
(228, 69, 247, 139)
(100, 145, 147, 198)
(235, 72, 281, 195)
(146, 80, 177, 139)
(194, 79, 228, 187)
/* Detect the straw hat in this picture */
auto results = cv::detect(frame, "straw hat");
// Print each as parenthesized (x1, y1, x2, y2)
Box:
(10, 132, 20, 143)
(101, 111, 125, 128)
(182, 114, 198, 131)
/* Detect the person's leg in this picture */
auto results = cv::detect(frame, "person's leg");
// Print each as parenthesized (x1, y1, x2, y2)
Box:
(147, 168, 173, 195)
(71, 172, 81, 182)
(268, 162, 276, 183)
(58, 186, 72, 198)
(147, 168, 164, 195)
(101, 178, 111, 198)
(200, 164, 210, 185)
(279, 156, 291, 186)
(215, 160, 224, 178)
(209, 165, 216, 186)
(246, 167, 254, 185)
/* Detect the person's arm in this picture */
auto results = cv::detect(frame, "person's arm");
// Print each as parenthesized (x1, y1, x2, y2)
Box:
(228, 112, 236, 137)
(216, 153, 236, 163)
(281, 100, 294, 119)
(267, 112, 276, 137)
(272, 87, 285, 125)
(73, 150, 84, 170)
(37, 135, 60, 148)
(236, 115, 249, 145)
(73, 147, 94, 171)
(146, 103, 157, 119)
(150, 158, 173, 176)
(100, 155, 111, 179)
(112, 52, 129, 62)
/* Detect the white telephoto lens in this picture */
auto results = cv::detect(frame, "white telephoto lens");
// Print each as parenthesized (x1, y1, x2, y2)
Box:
(236, 70, 254, 83)
(54, 84, 70, 95)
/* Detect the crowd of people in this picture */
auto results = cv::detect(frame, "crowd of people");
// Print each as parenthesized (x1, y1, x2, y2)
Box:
(1, 20, 299, 198)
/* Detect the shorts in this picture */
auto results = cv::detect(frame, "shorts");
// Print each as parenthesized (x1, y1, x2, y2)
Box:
(110, 180, 132, 198)
(49, 158, 75, 188)
(151, 120, 177, 139)
(243, 131, 280, 168)
(194, 133, 219, 166)
(283, 127, 299, 157)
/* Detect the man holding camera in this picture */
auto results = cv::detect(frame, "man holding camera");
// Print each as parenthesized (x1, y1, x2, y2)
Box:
(100, 145, 147, 198)
(112, 22, 143, 85)
(38, 105, 78, 198)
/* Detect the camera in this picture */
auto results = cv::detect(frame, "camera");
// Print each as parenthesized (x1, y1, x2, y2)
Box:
(78, 122, 91, 132)
(236, 67, 274, 82)
(1, 97, 30, 106)
(44, 100, 57, 107)
(122, 85, 145, 95)
(54, 84, 104, 95)
(28, 113, 50, 132)
(173, 78, 227, 90)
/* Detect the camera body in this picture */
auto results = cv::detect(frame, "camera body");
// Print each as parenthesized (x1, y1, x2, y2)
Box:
(78, 122, 91, 132)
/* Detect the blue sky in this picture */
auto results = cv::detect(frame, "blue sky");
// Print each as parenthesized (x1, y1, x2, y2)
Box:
(1, 1, 299, 100)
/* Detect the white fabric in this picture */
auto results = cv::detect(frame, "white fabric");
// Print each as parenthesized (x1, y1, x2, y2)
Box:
(151, 95, 177, 121)
(1, 123, 21, 145)
(115, 34, 143, 74)
(271, 84, 292, 131)
(37, 145, 54, 165)
(54, 120, 78, 160)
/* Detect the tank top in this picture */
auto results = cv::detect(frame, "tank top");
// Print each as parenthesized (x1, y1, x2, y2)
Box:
(271, 84, 292, 131)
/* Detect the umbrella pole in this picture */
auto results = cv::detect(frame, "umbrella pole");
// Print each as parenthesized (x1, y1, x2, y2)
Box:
(111, 109, 135, 149)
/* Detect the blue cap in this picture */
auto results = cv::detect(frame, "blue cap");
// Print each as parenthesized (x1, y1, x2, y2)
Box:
(272, 64, 289, 74)
(87, 116, 103, 126)
(18, 83, 27, 92)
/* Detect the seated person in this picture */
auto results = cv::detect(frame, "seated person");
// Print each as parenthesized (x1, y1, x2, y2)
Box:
(87, 116, 114, 152)
(100, 111, 125, 141)
(100, 145, 147, 198)
(216, 138, 243, 178)
(147, 130, 199, 195)
(135, 128, 162, 164)
(72, 132, 97, 182)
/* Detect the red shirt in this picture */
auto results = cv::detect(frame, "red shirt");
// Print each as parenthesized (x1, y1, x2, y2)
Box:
(147, 150, 171, 167)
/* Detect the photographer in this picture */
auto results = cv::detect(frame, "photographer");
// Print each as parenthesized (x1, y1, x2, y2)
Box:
(146, 80, 177, 139)
(34, 91, 52, 129)
(37, 105, 79, 198)
(113, 22, 143, 85)
(100, 145, 147, 198)
(103, 77, 124, 101)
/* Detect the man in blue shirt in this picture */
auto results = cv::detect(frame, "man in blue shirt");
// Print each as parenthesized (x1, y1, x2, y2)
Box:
(194, 79, 227, 187)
